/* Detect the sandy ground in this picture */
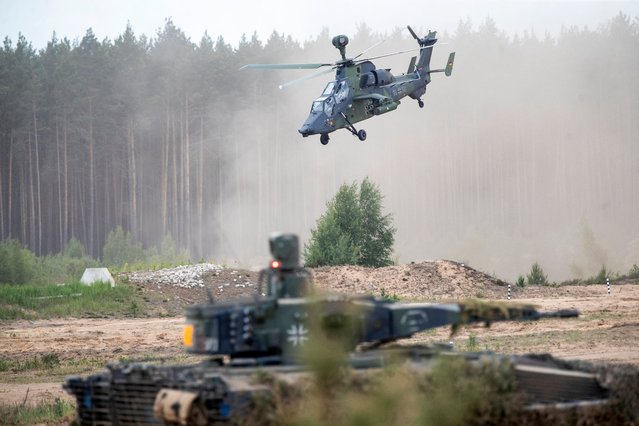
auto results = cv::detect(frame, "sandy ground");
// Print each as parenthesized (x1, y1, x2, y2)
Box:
(0, 262, 637, 406)
(406, 283, 639, 364)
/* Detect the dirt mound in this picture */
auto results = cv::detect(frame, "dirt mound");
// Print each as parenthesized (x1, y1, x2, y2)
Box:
(312, 260, 509, 300)
(127, 261, 510, 311)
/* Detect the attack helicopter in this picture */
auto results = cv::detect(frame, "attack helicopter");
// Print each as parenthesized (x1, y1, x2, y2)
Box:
(241, 26, 455, 145)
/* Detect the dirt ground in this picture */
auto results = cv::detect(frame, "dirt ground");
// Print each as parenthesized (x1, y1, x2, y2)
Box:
(1, 261, 637, 406)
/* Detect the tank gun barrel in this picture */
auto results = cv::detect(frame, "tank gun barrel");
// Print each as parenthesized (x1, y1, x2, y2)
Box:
(457, 303, 579, 324)
(358, 301, 580, 344)
(535, 308, 580, 319)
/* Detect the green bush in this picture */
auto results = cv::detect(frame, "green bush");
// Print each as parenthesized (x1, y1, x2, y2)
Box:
(0, 239, 36, 285)
(1, 231, 190, 286)
(584, 265, 610, 284)
(526, 262, 548, 285)
(627, 264, 639, 279)
(304, 178, 395, 268)
(33, 253, 100, 284)
(145, 233, 191, 267)
(0, 237, 102, 285)
(515, 275, 525, 288)
(102, 226, 146, 268)
(63, 237, 86, 259)
(303, 212, 360, 267)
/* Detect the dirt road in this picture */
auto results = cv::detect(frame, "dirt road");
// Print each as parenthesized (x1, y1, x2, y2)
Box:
(408, 283, 639, 365)
(0, 317, 188, 406)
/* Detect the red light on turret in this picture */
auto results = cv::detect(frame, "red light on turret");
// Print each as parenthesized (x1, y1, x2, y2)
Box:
(271, 260, 281, 269)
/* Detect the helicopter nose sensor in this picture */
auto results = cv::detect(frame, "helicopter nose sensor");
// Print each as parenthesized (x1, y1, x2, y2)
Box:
(332, 35, 349, 60)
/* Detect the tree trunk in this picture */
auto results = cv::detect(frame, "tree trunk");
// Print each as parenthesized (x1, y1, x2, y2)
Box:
(218, 141, 224, 249)
(63, 116, 69, 245)
(8, 133, 13, 238)
(161, 103, 169, 235)
(0, 144, 4, 240)
(56, 118, 63, 250)
(88, 99, 95, 256)
(128, 117, 138, 239)
(172, 109, 178, 240)
(179, 102, 185, 242)
(234, 133, 241, 247)
(33, 101, 42, 255)
(21, 163, 28, 244)
(28, 131, 36, 250)
(197, 115, 204, 257)
(184, 93, 191, 252)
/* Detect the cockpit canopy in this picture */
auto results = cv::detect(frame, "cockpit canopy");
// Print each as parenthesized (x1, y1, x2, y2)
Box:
(310, 80, 350, 117)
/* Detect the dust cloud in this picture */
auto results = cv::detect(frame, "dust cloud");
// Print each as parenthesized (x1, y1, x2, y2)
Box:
(206, 19, 639, 281)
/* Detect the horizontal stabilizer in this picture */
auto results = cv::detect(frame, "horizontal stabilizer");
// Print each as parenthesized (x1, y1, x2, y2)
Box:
(428, 52, 456, 76)
(445, 52, 455, 76)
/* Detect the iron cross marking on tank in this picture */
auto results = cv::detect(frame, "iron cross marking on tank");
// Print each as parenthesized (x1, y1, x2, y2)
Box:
(287, 324, 309, 346)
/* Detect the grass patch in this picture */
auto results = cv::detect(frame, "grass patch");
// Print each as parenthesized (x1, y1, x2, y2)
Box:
(379, 288, 400, 302)
(0, 354, 106, 383)
(0, 281, 144, 320)
(465, 333, 479, 351)
(0, 353, 205, 384)
(474, 327, 594, 354)
(0, 354, 61, 374)
(0, 398, 75, 425)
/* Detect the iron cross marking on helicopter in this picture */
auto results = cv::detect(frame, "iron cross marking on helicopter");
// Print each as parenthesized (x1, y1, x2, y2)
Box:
(241, 26, 455, 145)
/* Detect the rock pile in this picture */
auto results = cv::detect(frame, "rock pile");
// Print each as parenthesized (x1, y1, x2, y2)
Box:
(129, 263, 224, 289)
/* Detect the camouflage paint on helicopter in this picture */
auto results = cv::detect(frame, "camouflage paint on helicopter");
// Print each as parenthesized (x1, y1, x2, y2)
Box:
(241, 26, 455, 145)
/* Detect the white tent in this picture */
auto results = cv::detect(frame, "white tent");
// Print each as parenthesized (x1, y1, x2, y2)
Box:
(80, 268, 116, 287)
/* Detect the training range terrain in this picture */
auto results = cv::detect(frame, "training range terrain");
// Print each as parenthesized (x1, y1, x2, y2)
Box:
(0, 261, 638, 405)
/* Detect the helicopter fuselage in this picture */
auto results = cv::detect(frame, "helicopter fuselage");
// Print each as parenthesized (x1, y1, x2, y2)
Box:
(298, 61, 429, 139)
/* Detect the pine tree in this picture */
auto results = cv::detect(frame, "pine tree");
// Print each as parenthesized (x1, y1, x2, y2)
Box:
(526, 262, 548, 285)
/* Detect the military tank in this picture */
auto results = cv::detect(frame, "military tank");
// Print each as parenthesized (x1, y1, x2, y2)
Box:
(65, 233, 611, 425)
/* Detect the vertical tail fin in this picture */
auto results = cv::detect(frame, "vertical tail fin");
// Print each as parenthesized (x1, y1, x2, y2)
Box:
(407, 56, 417, 74)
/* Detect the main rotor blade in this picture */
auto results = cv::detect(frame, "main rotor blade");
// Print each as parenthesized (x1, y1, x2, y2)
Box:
(352, 38, 387, 61)
(355, 44, 442, 63)
(240, 63, 332, 70)
(278, 67, 335, 90)
(407, 25, 420, 40)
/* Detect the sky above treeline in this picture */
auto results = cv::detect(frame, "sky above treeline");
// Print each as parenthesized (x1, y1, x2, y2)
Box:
(2, 0, 638, 48)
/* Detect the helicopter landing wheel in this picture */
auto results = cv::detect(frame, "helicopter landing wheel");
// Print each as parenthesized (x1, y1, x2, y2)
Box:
(320, 134, 329, 145)
(357, 129, 367, 141)
(418, 100, 424, 108)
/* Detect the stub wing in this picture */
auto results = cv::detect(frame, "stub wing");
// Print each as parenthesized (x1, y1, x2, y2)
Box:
(353, 93, 392, 103)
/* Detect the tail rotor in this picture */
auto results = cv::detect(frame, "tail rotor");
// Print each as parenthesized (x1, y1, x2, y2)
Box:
(407, 25, 438, 47)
